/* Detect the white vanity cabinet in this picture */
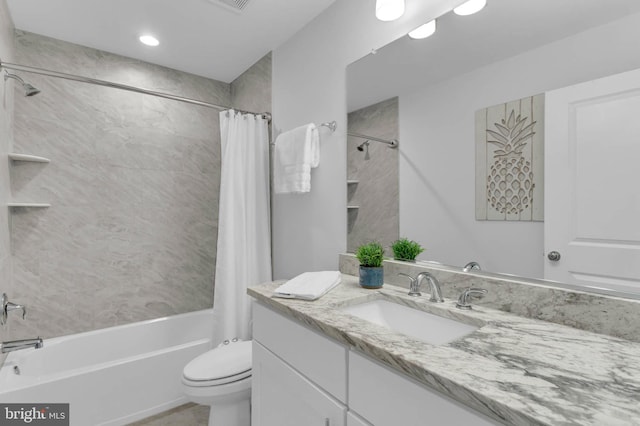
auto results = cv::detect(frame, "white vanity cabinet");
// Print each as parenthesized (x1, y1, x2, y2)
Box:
(252, 302, 347, 426)
(252, 302, 502, 426)
(252, 342, 346, 426)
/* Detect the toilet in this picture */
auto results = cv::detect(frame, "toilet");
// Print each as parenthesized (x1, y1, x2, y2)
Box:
(182, 339, 252, 426)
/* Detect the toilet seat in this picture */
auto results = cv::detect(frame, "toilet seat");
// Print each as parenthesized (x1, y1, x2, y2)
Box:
(182, 340, 252, 387)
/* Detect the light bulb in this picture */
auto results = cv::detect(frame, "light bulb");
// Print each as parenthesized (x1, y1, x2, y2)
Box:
(453, 0, 487, 16)
(408, 20, 437, 40)
(139, 35, 160, 47)
(376, 0, 405, 22)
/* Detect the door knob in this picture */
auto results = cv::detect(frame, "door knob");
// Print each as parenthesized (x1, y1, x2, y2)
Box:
(547, 251, 561, 261)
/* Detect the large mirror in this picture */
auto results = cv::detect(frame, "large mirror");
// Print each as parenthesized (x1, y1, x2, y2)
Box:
(346, 0, 640, 296)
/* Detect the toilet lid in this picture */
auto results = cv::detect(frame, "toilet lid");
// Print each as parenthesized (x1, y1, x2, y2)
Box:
(183, 340, 252, 382)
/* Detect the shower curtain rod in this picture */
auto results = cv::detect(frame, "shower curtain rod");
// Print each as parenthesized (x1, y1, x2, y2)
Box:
(348, 131, 398, 148)
(0, 60, 271, 121)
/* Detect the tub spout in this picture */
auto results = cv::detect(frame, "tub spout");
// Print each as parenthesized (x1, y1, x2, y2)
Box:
(1, 337, 43, 353)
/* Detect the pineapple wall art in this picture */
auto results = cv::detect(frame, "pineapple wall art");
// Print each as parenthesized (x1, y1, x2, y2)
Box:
(475, 94, 544, 221)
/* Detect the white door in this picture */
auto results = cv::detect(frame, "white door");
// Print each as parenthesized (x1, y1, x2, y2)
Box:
(251, 341, 346, 426)
(545, 68, 640, 293)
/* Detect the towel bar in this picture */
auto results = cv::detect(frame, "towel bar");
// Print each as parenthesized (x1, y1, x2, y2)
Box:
(270, 120, 337, 146)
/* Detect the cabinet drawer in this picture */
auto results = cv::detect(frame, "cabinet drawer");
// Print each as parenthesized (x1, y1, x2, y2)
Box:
(349, 351, 501, 426)
(253, 302, 348, 402)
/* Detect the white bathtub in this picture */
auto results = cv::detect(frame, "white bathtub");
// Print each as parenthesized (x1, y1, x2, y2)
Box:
(0, 309, 213, 426)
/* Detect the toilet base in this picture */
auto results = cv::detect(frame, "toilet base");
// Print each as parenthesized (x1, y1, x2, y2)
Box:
(184, 382, 251, 426)
(208, 397, 250, 426)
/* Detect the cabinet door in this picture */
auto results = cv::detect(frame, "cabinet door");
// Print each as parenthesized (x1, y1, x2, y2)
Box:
(253, 302, 347, 402)
(252, 341, 346, 426)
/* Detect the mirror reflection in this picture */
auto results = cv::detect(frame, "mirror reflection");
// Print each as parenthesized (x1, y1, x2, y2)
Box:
(347, 0, 640, 294)
(347, 97, 399, 253)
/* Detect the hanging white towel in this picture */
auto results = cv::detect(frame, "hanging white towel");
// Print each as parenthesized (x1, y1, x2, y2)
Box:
(273, 123, 320, 194)
(273, 271, 341, 301)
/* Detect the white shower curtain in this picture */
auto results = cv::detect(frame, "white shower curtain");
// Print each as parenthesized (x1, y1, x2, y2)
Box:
(213, 110, 272, 345)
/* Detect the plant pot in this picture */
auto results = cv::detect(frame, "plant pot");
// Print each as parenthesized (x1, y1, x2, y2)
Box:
(359, 265, 384, 289)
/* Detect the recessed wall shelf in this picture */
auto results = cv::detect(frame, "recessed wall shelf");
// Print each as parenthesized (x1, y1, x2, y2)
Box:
(347, 180, 359, 184)
(9, 153, 51, 163)
(347, 205, 360, 209)
(8, 203, 51, 208)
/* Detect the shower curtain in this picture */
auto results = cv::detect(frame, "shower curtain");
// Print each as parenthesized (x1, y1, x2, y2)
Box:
(213, 110, 272, 345)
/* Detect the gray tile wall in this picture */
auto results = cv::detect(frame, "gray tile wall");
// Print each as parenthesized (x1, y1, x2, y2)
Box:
(347, 97, 399, 254)
(6, 30, 251, 340)
(231, 52, 272, 115)
(0, 0, 15, 364)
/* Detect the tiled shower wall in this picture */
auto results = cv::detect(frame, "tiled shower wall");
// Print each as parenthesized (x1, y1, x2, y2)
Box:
(347, 97, 399, 254)
(231, 52, 271, 115)
(6, 30, 270, 340)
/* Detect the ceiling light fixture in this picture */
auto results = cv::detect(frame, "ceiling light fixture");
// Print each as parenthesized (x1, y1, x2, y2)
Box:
(376, 0, 405, 22)
(139, 35, 160, 47)
(408, 19, 437, 40)
(453, 0, 487, 16)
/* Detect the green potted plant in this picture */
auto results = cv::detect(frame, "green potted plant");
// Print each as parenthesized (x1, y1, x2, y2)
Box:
(391, 238, 424, 262)
(355, 241, 385, 289)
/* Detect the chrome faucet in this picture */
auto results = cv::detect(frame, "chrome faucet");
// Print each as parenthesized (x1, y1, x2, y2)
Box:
(1, 337, 43, 353)
(418, 272, 445, 303)
(1, 293, 27, 325)
(456, 288, 488, 310)
(463, 261, 481, 272)
(398, 273, 421, 296)
(398, 272, 444, 302)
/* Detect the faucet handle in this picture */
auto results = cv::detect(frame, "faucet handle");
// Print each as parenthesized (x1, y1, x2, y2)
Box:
(456, 288, 487, 310)
(1, 293, 27, 325)
(8, 302, 27, 320)
(398, 273, 421, 297)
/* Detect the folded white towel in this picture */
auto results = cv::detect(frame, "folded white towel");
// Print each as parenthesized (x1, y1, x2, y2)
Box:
(273, 271, 341, 301)
(273, 123, 320, 194)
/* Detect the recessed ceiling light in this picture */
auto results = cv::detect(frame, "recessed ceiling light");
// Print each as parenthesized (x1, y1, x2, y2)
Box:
(408, 20, 436, 40)
(139, 35, 160, 47)
(453, 0, 487, 16)
(376, 0, 405, 22)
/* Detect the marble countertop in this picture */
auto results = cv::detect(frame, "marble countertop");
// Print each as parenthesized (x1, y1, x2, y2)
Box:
(248, 275, 640, 426)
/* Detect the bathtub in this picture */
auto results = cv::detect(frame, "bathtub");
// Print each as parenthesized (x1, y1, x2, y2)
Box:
(0, 309, 213, 426)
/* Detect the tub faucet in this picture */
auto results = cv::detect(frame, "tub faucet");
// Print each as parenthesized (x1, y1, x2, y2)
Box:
(398, 272, 444, 302)
(463, 261, 481, 272)
(1, 337, 43, 354)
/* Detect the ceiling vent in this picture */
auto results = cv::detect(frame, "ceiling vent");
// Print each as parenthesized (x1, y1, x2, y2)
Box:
(207, 0, 251, 13)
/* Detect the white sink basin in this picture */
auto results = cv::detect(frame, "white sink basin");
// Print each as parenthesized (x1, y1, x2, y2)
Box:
(340, 299, 478, 345)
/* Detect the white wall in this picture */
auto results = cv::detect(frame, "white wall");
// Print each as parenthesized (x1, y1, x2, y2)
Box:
(0, 0, 14, 366)
(272, 0, 464, 279)
(400, 12, 640, 278)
